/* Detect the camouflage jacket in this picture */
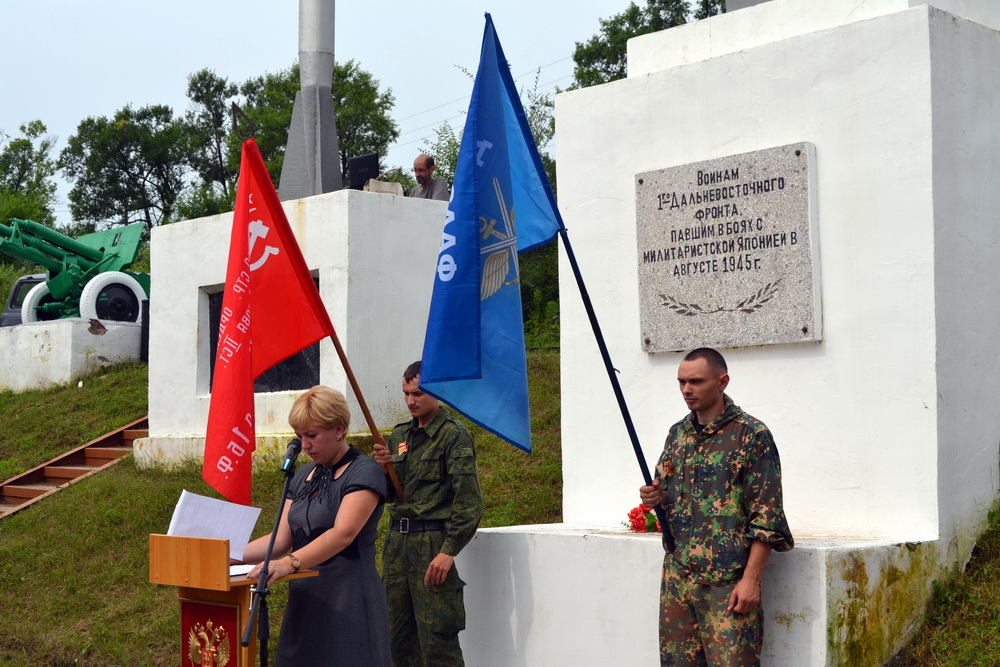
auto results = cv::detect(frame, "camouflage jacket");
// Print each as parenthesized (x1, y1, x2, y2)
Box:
(655, 395, 793, 584)
(386, 405, 483, 557)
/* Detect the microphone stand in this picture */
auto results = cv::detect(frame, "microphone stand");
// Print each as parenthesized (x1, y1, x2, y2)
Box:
(242, 448, 299, 665)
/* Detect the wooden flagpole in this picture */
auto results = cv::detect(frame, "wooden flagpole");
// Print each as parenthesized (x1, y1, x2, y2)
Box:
(327, 332, 405, 501)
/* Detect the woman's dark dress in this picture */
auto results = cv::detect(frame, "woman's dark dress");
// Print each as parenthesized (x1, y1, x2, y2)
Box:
(275, 450, 391, 666)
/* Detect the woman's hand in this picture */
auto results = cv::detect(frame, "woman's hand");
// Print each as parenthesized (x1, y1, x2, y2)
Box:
(247, 556, 295, 585)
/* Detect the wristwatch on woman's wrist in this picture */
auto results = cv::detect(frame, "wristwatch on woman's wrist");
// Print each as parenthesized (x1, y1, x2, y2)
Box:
(288, 554, 301, 572)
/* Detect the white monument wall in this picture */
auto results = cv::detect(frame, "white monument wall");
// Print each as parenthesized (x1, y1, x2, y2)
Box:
(461, 2, 1000, 665)
(928, 12, 1000, 565)
(559, 3, 946, 540)
(136, 191, 445, 465)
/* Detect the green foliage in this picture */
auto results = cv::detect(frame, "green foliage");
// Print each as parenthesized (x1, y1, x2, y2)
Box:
(422, 121, 461, 186)
(0, 121, 58, 226)
(473, 353, 562, 525)
(693, 0, 726, 20)
(238, 65, 301, 185)
(333, 60, 401, 183)
(386, 166, 417, 194)
(423, 68, 555, 189)
(893, 500, 1000, 665)
(59, 105, 188, 233)
(521, 242, 560, 348)
(173, 183, 236, 223)
(0, 260, 31, 313)
(55, 60, 401, 226)
(572, 0, 726, 89)
(237, 61, 401, 191)
(180, 69, 240, 217)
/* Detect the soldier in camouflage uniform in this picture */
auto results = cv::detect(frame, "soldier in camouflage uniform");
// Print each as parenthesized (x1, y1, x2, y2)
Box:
(373, 361, 484, 667)
(639, 348, 793, 667)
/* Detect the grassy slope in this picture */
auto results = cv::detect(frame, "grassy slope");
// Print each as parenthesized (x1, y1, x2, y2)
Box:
(0, 361, 149, 480)
(0, 353, 561, 665)
(890, 510, 1000, 666)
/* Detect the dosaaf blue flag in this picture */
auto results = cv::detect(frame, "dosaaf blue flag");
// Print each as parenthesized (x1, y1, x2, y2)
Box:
(419, 13, 564, 453)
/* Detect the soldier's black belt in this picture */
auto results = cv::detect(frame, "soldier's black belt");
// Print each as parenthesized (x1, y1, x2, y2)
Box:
(391, 518, 448, 533)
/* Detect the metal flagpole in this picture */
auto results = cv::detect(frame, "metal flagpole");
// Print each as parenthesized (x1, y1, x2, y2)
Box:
(557, 228, 675, 552)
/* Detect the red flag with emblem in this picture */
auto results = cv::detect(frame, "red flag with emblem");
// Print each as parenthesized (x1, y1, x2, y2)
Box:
(202, 138, 336, 504)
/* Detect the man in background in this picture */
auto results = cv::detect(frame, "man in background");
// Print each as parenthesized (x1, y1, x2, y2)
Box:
(373, 360, 483, 666)
(410, 154, 450, 200)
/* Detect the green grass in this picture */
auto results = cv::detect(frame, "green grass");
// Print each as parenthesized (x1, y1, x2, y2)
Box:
(0, 362, 148, 480)
(890, 507, 1000, 666)
(0, 352, 561, 665)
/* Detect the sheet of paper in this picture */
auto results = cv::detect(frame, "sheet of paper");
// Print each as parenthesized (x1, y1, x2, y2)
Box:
(167, 489, 262, 561)
(229, 564, 254, 577)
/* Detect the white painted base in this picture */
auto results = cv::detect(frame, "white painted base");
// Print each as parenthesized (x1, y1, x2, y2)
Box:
(0, 319, 141, 392)
(458, 527, 934, 666)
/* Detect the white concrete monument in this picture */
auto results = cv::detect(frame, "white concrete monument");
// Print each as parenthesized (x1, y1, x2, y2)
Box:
(135, 191, 446, 466)
(459, 1, 1000, 664)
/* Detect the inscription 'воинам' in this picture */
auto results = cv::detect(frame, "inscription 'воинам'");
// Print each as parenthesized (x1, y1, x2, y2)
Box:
(634, 142, 822, 352)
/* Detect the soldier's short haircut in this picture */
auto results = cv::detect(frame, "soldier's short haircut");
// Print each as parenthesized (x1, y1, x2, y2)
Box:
(683, 347, 728, 375)
(403, 360, 422, 383)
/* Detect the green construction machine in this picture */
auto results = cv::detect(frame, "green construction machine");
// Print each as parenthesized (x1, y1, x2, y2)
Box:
(0, 219, 150, 325)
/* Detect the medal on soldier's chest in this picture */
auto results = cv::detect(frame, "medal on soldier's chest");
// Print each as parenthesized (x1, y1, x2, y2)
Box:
(398, 441, 408, 455)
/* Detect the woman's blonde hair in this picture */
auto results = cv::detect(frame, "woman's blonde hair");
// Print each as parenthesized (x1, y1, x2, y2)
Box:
(288, 386, 351, 432)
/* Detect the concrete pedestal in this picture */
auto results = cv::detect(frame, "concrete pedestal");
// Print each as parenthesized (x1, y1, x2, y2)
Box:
(0, 319, 141, 392)
(136, 190, 446, 467)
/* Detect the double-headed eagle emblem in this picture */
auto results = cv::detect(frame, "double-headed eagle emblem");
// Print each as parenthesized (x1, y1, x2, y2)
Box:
(479, 176, 519, 301)
(187, 620, 231, 666)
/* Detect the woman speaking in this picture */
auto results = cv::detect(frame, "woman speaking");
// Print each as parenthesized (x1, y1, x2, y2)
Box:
(242, 385, 390, 666)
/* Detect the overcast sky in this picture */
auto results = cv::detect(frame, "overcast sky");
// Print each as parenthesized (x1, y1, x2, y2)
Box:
(1, 0, 628, 223)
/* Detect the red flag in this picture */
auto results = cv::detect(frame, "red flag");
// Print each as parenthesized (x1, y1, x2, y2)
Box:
(202, 138, 336, 504)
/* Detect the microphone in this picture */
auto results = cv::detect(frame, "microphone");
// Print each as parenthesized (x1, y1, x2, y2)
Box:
(281, 438, 302, 473)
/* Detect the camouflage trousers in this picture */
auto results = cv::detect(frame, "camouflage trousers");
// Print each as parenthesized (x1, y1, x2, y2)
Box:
(383, 530, 466, 667)
(659, 554, 762, 667)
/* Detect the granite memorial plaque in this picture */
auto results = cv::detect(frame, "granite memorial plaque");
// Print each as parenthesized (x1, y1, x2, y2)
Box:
(635, 142, 821, 352)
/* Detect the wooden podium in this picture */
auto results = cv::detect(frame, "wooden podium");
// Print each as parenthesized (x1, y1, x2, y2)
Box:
(149, 534, 316, 666)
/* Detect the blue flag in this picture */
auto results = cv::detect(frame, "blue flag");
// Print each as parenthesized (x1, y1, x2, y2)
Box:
(419, 13, 565, 454)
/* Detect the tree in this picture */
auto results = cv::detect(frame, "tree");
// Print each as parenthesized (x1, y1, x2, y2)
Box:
(421, 120, 461, 186)
(693, 0, 726, 19)
(60, 105, 188, 233)
(423, 69, 555, 189)
(571, 0, 726, 88)
(238, 61, 400, 188)
(238, 66, 300, 184)
(178, 69, 240, 218)
(0, 120, 58, 226)
(332, 60, 400, 183)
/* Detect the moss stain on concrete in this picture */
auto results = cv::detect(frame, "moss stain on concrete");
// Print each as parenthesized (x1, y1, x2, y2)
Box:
(826, 542, 937, 666)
